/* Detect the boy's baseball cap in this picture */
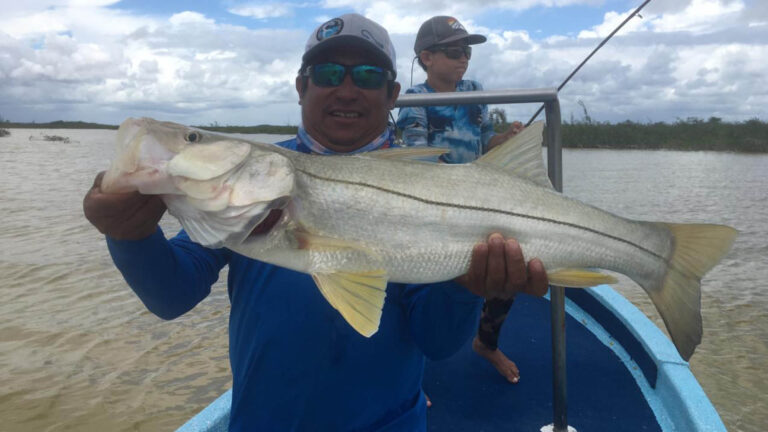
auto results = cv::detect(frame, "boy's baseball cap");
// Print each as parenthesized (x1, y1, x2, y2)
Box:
(303, 13, 397, 75)
(414, 16, 486, 54)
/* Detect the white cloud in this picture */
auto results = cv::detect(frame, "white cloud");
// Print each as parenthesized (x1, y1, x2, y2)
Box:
(651, 0, 744, 33)
(169, 11, 215, 26)
(228, 3, 294, 19)
(0, 2, 307, 125)
(0, 0, 765, 125)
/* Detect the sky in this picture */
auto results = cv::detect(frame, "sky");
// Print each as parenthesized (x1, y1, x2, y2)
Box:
(0, 0, 766, 126)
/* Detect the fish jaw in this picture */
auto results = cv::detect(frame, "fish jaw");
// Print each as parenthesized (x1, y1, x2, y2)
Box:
(102, 117, 298, 249)
(102, 118, 185, 194)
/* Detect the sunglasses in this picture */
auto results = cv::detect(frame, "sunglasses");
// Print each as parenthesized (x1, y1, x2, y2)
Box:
(431, 45, 472, 60)
(305, 63, 393, 89)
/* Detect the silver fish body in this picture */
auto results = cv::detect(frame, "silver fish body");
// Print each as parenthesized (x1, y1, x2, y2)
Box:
(255, 148, 667, 283)
(103, 117, 737, 360)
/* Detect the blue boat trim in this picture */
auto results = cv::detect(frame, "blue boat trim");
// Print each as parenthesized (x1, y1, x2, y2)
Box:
(177, 389, 231, 432)
(572, 285, 726, 432)
(565, 287, 658, 387)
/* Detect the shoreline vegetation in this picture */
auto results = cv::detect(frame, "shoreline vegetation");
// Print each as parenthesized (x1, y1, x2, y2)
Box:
(1, 117, 766, 152)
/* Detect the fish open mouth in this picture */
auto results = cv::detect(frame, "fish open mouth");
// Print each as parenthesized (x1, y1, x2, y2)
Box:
(248, 208, 284, 237)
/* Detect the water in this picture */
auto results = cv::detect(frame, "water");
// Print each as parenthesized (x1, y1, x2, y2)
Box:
(1, 129, 766, 431)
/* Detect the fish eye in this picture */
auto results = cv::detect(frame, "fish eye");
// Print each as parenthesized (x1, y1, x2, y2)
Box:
(185, 131, 202, 143)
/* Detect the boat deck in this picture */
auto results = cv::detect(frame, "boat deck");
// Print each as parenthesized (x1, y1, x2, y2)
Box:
(425, 292, 660, 431)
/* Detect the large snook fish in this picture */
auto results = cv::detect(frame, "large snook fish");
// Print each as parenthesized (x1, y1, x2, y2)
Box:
(102, 117, 737, 360)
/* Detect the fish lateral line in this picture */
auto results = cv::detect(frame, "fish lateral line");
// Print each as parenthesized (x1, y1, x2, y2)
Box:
(295, 167, 667, 262)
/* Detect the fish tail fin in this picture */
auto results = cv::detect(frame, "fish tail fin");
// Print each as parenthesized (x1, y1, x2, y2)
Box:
(645, 223, 737, 360)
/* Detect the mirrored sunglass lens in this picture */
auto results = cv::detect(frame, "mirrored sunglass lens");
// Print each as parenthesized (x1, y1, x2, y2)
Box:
(312, 64, 345, 86)
(446, 48, 463, 59)
(441, 47, 471, 59)
(351, 65, 385, 89)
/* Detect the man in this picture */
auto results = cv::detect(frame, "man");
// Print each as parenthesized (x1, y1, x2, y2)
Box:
(84, 13, 547, 431)
(397, 16, 526, 385)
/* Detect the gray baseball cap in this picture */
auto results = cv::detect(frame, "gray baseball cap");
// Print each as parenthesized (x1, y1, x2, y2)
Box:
(414, 16, 486, 54)
(303, 13, 397, 75)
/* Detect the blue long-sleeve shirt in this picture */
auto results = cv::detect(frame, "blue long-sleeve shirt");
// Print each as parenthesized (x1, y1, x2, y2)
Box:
(106, 134, 484, 431)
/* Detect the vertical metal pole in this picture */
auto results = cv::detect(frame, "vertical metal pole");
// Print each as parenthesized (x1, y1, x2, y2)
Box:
(545, 100, 568, 432)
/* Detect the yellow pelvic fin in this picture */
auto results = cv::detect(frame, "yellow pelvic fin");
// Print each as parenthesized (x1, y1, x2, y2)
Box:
(312, 270, 388, 337)
(547, 268, 618, 288)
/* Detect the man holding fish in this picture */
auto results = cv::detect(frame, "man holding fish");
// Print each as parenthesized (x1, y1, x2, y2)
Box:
(84, 13, 549, 431)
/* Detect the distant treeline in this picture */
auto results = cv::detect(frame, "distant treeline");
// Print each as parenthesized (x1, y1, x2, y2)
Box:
(2, 120, 118, 129)
(194, 124, 299, 134)
(1, 120, 298, 135)
(559, 117, 767, 153)
(4, 117, 766, 152)
(489, 109, 767, 153)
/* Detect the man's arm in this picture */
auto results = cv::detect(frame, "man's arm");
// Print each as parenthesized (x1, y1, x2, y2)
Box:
(84, 172, 227, 319)
(403, 234, 548, 360)
(107, 229, 227, 319)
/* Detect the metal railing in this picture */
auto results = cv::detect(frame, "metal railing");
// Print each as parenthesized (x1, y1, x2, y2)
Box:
(395, 88, 568, 432)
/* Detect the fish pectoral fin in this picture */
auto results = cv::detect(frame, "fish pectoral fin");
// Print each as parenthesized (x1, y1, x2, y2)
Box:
(547, 268, 618, 287)
(294, 232, 362, 249)
(364, 146, 450, 160)
(476, 121, 553, 189)
(312, 270, 388, 337)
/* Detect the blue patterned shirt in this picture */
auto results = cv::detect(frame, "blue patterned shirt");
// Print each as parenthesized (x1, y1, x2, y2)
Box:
(396, 80, 495, 164)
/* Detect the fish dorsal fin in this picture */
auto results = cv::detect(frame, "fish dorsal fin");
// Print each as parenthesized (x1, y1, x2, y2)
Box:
(547, 268, 618, 287)
(312, 270, 388, 337)
(365, 146, 450, 160)
(476, 121, 552, 189)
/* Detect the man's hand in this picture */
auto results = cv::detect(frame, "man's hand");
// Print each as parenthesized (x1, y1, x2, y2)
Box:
(455, 233, 548, 299)
(83, 171, 167, 240)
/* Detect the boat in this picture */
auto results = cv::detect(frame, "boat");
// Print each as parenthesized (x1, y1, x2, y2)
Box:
(28, 133, 73, 143)
(176, 88, 727, 432)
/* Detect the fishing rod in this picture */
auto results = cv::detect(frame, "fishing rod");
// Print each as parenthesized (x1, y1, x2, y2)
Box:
(525, 0, 653, 126)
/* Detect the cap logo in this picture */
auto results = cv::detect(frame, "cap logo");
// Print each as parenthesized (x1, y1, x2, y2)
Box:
(361, 29, 384, 50)
(317, 18, 344, 41)
(446, 17, 465, 31)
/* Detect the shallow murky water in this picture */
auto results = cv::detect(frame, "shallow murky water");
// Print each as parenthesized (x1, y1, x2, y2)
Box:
(0, 130, 765, 431)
